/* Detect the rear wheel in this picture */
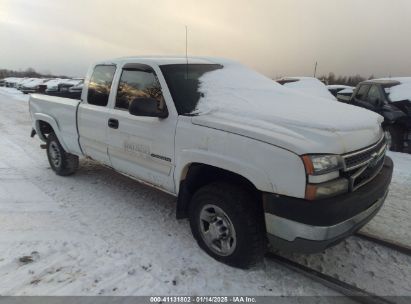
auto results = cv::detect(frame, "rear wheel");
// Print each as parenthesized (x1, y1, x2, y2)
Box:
(384, 126, 402, 152)
(46, 133, 79, 176)
(189, 182, 266, 268)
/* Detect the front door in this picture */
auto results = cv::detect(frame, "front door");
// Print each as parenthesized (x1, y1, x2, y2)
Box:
(107, 65, 176, 193)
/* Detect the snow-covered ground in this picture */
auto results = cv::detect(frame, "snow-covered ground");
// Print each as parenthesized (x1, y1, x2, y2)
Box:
(0, 87, 410, 297)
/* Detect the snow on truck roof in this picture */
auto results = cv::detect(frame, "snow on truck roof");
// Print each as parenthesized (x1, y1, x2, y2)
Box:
(97, 56, 221, 66)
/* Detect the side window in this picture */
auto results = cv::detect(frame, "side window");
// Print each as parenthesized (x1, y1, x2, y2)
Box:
(87, 65, 116, 106)
(355, 85, 370, 101)
(115, 68, 166, 112)
(366, 85, 381, 106)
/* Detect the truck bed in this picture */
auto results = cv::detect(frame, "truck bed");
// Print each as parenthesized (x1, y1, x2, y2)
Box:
(29, 94, 83, 155)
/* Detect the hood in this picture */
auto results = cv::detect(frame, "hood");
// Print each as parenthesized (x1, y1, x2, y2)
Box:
(192, 112, 383, 155)
(192, 62, 383, 155)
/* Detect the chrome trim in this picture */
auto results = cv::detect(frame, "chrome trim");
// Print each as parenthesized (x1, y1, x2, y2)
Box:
(264, 191, 387, 242)
(343, 135, 385, 159)
(350, 154, 386, 191)
(342, 135, 386, 171)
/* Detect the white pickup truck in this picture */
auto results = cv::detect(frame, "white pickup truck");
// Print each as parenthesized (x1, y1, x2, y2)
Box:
(29, 57, 393, 268)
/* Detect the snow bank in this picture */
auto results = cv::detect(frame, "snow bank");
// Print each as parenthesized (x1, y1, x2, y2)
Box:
(195, 62, 382, 132)
(282, 77, 336, 100)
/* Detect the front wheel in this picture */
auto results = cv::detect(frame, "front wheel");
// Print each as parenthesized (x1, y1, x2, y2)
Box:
(46, 133, 79, 176)
(189, 182, 266, 269)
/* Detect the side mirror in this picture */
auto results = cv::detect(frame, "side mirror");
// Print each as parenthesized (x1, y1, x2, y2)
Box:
(129, 97, 168, 118)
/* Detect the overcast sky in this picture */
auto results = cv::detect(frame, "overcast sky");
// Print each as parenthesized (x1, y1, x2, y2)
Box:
(1, 0, 411, 78)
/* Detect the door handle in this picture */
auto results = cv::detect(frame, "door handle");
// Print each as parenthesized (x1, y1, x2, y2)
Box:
(108, 118, 119, 129)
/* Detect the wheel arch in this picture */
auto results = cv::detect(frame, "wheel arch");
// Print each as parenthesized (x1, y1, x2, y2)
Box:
(33, 113, 69, 152)
(176, 162, 264, 219)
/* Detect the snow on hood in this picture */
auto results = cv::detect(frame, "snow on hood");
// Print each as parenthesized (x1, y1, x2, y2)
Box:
(281, 77, 337, 100)
(377, 77, 411, 102)
(194, 62, 382, 133)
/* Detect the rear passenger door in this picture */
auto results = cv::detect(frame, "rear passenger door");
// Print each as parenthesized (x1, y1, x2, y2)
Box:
(106, 64, 177, 193)
(78, 65, 117, 166)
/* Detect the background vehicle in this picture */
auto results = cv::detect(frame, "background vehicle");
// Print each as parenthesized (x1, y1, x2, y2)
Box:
(327, 85, 354, 97)
(336, 87, 354, 102)
(45, 78, 84, 99)
(20, 78, 49, 94)
(347, 79, 411, 152)
(277, 77, 336, 100)
(29, 57, 392, 268)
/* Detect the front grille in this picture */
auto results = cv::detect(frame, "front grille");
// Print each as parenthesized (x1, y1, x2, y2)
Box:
(343, 136, 386, 171)
(351, 156, 385, 189)
(342, 136, 387, 191)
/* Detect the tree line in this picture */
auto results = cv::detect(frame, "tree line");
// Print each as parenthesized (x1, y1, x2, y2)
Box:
(0, 68, 68, 80)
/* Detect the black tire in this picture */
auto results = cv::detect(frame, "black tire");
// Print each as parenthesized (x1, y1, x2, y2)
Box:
(189, 182, 266, 269)
(46, 133, 79, 176)
(384, 125, 403, 152)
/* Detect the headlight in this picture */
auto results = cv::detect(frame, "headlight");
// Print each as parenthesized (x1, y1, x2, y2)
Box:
(302, 154, 342, 175)
(301, 154, 348, 200)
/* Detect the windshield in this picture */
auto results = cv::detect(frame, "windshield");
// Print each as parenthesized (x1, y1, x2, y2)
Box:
(160, 64, 222, 114)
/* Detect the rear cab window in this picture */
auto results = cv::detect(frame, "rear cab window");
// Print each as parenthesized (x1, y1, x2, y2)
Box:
(115, 65, 166, 113)
(87, 65, 117, 106)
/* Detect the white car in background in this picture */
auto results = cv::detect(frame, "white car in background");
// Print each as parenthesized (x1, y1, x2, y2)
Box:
(44, 79, 68, 93)
(16, 78, 36, 90)
(277, 77, 337, 100)
(327, 84, 354, 97)
(20, 78, 49, 94)
(336, 87, 355, 102)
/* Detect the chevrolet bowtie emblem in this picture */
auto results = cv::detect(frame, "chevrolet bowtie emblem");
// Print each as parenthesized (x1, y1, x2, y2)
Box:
(368, 152, 380, 168)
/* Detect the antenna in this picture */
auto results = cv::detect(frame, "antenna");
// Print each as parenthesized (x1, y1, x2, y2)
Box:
(313, 61, 318, 78)
(185, 25, 189, 79)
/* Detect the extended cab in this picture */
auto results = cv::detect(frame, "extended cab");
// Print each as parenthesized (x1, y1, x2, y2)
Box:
(29, 57, 393, 268)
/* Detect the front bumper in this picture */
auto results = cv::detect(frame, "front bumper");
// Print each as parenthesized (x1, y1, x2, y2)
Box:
(263, 156, 393, 253)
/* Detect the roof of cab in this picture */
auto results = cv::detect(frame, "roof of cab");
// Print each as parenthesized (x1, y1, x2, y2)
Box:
(94, 56, 223, 66)
(361, 79, 401, 85)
